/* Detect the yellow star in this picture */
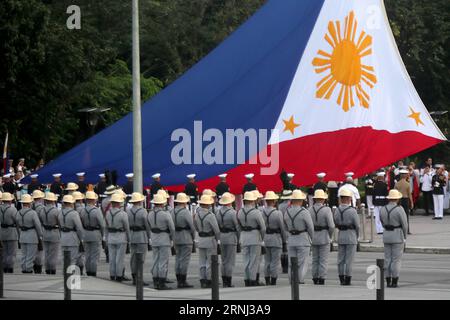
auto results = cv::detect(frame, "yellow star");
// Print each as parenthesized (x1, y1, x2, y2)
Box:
(408, 107, 424, 126)
(283, 115, 300, 135)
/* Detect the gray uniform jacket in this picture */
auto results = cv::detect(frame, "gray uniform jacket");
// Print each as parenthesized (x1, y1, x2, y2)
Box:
(215, 206, 240, 245)
(127, 206, 151, 244)
(334, 205, 360, 245)
(40, 205, 61, 242)
(380, 203, 408, 244)
(16, 208, 43, 244)
(194, 207, 221, 248)
(0, 204, 18, 241)
(105, 208, 130, 244)
(309, 204, 335, 245)
(284, 206, 314, 247)
(262, 206, 286, 248)
(171, 206, 195, 245)
(59, 208, 84, 246)
(148, 207, 175, 247)
(33, 202, 46, 222)
(81, 205, 106, 242)
(237, 205, 266, 246)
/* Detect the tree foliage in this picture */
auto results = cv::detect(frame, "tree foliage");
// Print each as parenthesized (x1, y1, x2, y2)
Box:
(1, 0, 448, 169)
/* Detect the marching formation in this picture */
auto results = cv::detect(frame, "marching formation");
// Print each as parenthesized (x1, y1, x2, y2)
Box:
(0, 170, 410, 290)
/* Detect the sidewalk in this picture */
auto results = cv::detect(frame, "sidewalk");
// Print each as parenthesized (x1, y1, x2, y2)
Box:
(352, 215, 450, 254)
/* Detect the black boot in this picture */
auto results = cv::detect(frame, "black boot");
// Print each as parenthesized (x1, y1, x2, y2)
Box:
(33, 264, 38, 274)
(153, 277, 159, 289)
(386, 277, 392, 288)
(244, 279, 250, 287)
(50, 270, 56, 275)
(3, 268, 8, 273)
(256, 273, 265, 286)
(158, 278, 172, 290)
(318, 278, 325, 285)
(265, 277, 271, 286)
(177, 274, 184, 288)
(132, 274, 136, 285)
(181, 275, 193, 288)
(270, 277, 277, 285)
(110, 276, 116, 281)
(116, 276, 123, 282)
(204, 280, 212, 289)
(391, 277, 399, 288)
(339, 275, 345, 285)
(222, 276, 228, 288)
(200, 279, 207, 289)
(45, 270, 51, 275)
(313, 278, 319, 285)
(227, 277, 235, 287)
(36, 265, 43, 274)
(79, 266, 84, 276)
(344, 276, 352, 286)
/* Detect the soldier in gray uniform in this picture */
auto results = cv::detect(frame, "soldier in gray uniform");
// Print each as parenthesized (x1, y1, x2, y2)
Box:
(105, 193, 130, 282)
(16, 194, 43, 273)
(334, 188, 360, 286)
(0, 192, 18, 273)
(278, 190, 292, 215)
(194, 194, 221, 288)
(31, 190, 46, 274)
(309, 189, 335, 285)
(127, 192, 150, 285)
(148, 194, 175, 290)
(72, 191, 86, 275)
(237, 191, 266, 287)
(284, 190, 314, 284)
(262, 191, 286, 285)
(40, 192, 61, 274)
(171, 192, 195, 288)
(80, 191, 106, 277)
(58, 195, 85, 267)
(216, 192, 240, 288)
(380, 190, 408, 288)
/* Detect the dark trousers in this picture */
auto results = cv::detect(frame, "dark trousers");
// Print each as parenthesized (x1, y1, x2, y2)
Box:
(400, 198, 410, 233)
(422, 191, 433, 215)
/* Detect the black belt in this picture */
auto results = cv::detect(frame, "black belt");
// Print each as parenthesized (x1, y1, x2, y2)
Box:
(108, 228, 125, 233)
(384, 225, 402, 231)
(289, 229, 306, 235)
(314, 226, 329, 231)
(130, 226, 146, 232)
(84, 226, 100, 231)
(336, 225, 355, 231)
(43, 224, 59, 230)
(219, 227, 236, 233)
(61, 227, 76, 232)
(198, 231, 215, 237)
(151, 228, 169, 234)
(266, 228, 281, 234)
(175, 226, 191, 232)
(241, 226, 260, 232)
(1, 223, 16, 228)
(20, 226, 35, 231)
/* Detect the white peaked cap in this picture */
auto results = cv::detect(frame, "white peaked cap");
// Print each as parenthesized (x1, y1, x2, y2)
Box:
(53, 173, 62, 178)
(3, 173, 11, 178)
(152, 173, 161, 179)
(99, 173, 106, 178)
(187, 174, 196, 179)
(287, 173, 295, 178)
(376, 172, 386, 177)
(76, 172, 85, 177)
(399, 169, 409, 174)
(218, 173, 227, 178)
(125, 173, 134, 178)
(245, 173, 254, 179)
(345, 172, 354, 177)
(316, 172, 326, 178)
(30, 174, 39, 179)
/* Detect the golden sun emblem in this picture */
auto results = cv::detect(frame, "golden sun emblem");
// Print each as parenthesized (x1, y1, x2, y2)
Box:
(312, 11, 377, 112)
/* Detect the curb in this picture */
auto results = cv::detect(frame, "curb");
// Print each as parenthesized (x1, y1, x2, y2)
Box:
(331, 243, 450, 254)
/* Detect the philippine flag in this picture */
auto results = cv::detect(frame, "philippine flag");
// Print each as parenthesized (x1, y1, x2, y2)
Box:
(28, 0, 446, 193)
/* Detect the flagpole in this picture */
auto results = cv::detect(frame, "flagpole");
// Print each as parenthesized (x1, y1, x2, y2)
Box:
(132, 0, 143, 193)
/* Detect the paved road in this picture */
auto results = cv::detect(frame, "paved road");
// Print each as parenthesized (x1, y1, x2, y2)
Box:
(2, 252, 450, 300)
